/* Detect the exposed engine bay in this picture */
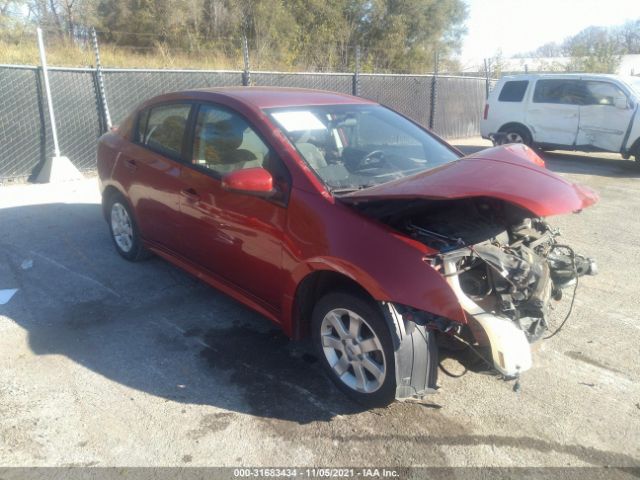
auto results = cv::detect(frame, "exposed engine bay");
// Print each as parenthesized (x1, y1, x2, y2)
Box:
(352, 196, 597, 378)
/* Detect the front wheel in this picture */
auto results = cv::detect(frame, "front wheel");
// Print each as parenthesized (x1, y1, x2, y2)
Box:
(312, 292, 396, 407)
(499, 125, 532, 147)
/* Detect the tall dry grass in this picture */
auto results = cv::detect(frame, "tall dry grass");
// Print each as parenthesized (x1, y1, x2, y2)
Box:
(0, 37, 246, 70)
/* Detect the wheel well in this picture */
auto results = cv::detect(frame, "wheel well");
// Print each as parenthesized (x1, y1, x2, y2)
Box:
(291, 270, 375, 340)
(498, 122, 531, 136)
(101, 185, 122, 220)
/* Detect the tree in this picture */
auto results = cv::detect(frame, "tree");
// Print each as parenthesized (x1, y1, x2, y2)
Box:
(564, 26, 624, 73)
(517, 18, 639, 74)
(614, 19, 640, 54)
(354, 0, 467, 72)
(4, 0, 470, 71)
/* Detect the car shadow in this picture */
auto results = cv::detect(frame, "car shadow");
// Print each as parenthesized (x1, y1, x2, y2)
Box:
(0, 202, 367, 425)
(453, 144, 640, 179)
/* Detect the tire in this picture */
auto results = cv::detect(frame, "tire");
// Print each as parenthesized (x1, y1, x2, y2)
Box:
(634, 147, 640, 168)
(106, 192, 150, 261)
(499, 125, 532, 147)
(312, 292, 396, 407)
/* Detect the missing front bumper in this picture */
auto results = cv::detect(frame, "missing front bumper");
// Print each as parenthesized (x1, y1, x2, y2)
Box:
(442, 255, 533, 377)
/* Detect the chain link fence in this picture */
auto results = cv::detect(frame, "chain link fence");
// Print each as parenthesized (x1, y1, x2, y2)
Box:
(103, 70, 244, 126)
(359, 74, 434, 128)
(0, 64, 490, 182)
(434, 76, 487, 139)
(0, 66, 46, 180)
(252, 72, 354, 94)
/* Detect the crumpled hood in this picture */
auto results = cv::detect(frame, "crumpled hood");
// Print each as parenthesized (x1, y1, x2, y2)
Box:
(340, 144, 598, 217)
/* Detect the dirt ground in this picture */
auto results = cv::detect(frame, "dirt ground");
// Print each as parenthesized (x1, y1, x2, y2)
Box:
(0, 139, 639, 471)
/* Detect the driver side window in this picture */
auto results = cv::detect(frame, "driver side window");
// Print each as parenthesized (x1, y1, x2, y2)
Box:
(583, 81, 626, 106)
(192, 104, 269, 175)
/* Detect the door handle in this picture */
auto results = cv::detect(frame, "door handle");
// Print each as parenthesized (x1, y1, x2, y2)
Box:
(123, 158, 137, 171)
(180, 188, 201, 202)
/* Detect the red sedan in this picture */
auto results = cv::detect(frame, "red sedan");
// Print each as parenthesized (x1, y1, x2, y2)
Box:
(97, 87, 597, 406)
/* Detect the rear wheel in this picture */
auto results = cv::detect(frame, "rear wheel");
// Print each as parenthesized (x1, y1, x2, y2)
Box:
(499, 125, 532, 147)
(312, 292, 396, 407)
(106, 192, 150, 261)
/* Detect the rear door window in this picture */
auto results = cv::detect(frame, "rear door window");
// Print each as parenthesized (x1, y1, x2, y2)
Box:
(533, 79, 586, 105)
(498, 80, 529, 102)
(140, 104, 192, 158)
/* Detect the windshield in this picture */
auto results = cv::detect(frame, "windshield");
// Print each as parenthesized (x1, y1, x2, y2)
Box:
(629, 78, 640, 96)
(267, 104, 460, 191)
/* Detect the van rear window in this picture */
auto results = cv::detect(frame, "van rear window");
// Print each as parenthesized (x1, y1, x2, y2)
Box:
(498, 81, 529, 102)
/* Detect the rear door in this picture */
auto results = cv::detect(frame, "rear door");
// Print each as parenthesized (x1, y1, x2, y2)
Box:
(120, 103, 192, 252)
(527, 78, 582, 146)
(576, 80, 634, 152)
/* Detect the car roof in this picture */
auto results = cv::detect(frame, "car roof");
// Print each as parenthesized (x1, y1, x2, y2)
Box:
(152, 86, 376, 109)
(498, 73, 626, 82)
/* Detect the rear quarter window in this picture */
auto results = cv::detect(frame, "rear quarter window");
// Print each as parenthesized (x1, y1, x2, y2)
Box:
(498, 81, 529, 102)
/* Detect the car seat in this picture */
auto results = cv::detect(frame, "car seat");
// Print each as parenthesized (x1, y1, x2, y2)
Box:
(194, 118, 258, 173)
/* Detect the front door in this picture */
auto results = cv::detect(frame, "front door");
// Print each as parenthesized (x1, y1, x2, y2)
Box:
(576, 80, 635, 152)
(527, 78, 581, 146)
(178, 103, 290, 310)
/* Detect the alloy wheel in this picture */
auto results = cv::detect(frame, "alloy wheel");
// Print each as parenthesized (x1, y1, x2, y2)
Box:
(505, 132, 524, 143)
(320, 308, 387, 393)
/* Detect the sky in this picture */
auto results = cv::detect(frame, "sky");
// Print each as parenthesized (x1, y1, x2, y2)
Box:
(459, 0, 639, 68)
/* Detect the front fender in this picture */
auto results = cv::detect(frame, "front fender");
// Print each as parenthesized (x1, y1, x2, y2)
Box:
(287, 252, 467, 326)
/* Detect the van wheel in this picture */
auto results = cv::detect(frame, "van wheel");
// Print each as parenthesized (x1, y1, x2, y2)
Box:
(106, 193, 151, 261)
(312, 292, 396, 407)
(634, 147, 640, 168)
(499, 125, 532, 146)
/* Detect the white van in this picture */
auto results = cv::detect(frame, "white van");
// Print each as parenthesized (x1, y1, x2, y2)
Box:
(480, 74, 640, 163)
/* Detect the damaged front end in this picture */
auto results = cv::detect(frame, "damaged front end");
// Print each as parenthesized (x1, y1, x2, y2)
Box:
(408, 199, 597, 378)
(340, 146, 599, 390)
(351, 194, 598, 385)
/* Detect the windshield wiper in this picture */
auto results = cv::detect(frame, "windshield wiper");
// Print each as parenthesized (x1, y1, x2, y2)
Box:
(330, 185, 370, 194)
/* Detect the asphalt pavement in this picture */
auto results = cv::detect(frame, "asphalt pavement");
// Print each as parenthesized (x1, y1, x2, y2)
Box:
(0, 140, 638, 469)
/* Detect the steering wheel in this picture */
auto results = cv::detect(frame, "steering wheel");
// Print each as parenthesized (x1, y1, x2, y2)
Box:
(361, 150, 385, 166)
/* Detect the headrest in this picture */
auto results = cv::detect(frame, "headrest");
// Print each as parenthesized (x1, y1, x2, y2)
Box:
(201, 118, 245, 152)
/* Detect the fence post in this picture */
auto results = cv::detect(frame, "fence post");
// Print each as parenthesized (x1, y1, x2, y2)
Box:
(352, 45, 360, 96)
(91, 27, 112, 130)
(428, 50, 439, 131)
(242, 33, 251, 86)
(34, 27, 82, 183)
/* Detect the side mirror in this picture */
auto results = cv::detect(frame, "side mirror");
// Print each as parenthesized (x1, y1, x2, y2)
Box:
(221, 167, 276, 197)
(613, 96, 628, 109)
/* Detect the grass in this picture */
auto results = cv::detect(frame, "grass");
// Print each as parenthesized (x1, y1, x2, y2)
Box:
(0, 38, 246, 70)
